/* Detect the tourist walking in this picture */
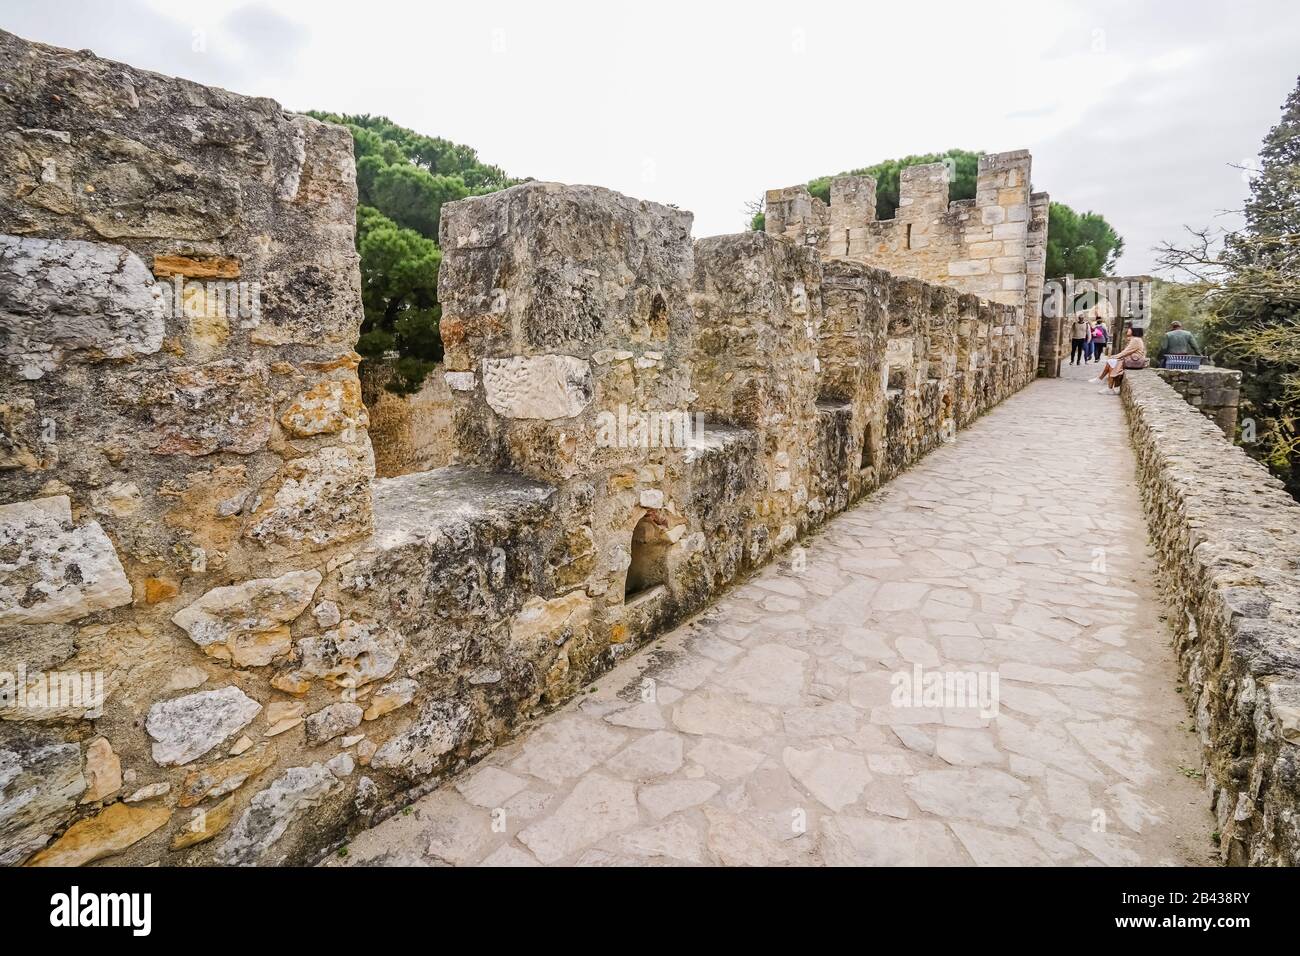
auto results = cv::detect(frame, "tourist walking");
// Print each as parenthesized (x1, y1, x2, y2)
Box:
(1069, 316, 1089, 365)
(1090, 320, 1109, 362)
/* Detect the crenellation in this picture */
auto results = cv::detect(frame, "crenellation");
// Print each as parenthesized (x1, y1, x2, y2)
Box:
(767, 150, 1046, 392)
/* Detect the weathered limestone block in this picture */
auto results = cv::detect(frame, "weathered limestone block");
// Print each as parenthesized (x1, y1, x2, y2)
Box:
(91, 481, 142, 518)
(0, 729, 86, 865)
(152, 254, 242, 280)
(171, 793, 237, 850)
(171, 569, 322, 667)
(177, 744, 276, 808)
(0, 398, 53, 471)
(439, 181, 696, 493)
(146, 686, 262, 766)
(482, 354, 593, 420)
(0, 495, 131, 625)
(0, 234, 165, 380)
(80, 737, 122, 803)
(293, 619, 402, 690)
(510, 591, 594, 645)
(246, 441, 374, 549)
(26, 800, 170, 867)
(123, 782, 170, 803)
(279, 379, 369, 437)
(363, 678, 417, 721)
(369, 699, 474, 779)
(117, 360, 273, 456)
(439, 182, 693, 355)
(305, 702, 363, 744)
(215, 763, 342, 866)
(264, 700, 305, 735)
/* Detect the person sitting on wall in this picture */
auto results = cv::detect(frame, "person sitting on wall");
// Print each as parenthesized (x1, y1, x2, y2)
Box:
(1069, 315, 1089, 365)
(1094, 325, 1147, 394)
(1157, 321, 1201, 367)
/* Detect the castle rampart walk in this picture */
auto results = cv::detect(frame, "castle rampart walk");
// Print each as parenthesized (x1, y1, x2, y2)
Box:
(332, 366, 1213, 866)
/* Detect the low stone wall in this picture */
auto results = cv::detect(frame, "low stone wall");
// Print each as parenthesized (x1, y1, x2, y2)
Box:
(1155, 367, 1242, 440)
(358, 359, 454, 478)
(1122, 371, 1300, 865)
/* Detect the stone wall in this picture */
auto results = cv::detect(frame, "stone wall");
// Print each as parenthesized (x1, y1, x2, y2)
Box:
(1122, 371, 1300, 865)
(1156, 367, 1241, 440)
(358, 359, 454, 478)
(0, 30, 375, 867)
(0, 31, 1037, 867)
(765, 151, 1048, 386)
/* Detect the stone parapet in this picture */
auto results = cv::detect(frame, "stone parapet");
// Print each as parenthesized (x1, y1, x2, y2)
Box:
(1155, 366, 1242, 440)
(1122, 371, 1300, 865)
(766, 150, 1046, 385)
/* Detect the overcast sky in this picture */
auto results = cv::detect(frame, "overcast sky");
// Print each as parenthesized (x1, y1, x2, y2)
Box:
(4, 0, 1297, 273)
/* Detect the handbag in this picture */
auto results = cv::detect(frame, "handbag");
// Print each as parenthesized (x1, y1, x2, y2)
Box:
(1122, 354, 1148, 370)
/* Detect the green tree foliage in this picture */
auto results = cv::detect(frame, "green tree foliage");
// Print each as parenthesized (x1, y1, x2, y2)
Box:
(772, 149, 1123, 281)
(807, 149, 981, 219)
(307, 112, 522, 393)
(1046, 202, 1123, 278)
(1158, 77, 1300, 497)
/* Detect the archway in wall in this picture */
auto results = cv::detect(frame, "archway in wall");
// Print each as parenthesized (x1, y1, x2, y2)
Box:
(626, 513, 670, 600)
(860, 421, 876, 470)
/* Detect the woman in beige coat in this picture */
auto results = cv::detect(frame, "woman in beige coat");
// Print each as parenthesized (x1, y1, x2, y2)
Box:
(1095, 326, 1146, 393)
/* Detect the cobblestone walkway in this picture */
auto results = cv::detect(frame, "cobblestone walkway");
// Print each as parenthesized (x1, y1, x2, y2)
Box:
(333, 366, 1214, 866)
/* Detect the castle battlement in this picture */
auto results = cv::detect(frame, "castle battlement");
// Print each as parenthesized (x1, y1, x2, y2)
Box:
(766, 151, 1050, 376)
(0, 31, 1036, 868)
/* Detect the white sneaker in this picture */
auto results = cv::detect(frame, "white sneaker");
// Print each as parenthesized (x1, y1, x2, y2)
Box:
(1097, 387, 1112, 394)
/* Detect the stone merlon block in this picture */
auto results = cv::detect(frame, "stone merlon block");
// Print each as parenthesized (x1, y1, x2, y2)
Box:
(438, 182, 695, 356)
(897, 163, 951, 215)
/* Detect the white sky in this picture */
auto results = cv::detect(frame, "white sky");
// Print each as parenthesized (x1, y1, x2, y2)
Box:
(4, 0, 1297, 273)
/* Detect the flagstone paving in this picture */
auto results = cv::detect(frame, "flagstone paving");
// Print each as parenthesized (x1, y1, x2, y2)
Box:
(331, 365, 1215, 867)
